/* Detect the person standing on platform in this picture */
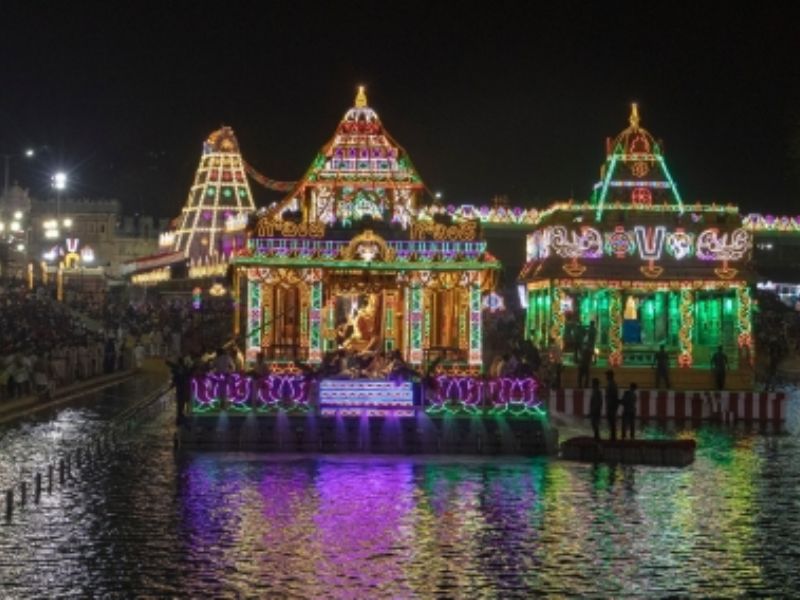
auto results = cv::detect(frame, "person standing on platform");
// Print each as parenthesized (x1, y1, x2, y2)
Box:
(587, 320, 598, 360)
(167, 354, 192, 425)
(711, 345, 729, 390)
(133, 339, 146, 370)
(605, 370, 619, 441)
(578, 345, 592, 388)
(621, 382, 638, 439)
(589, 377, 603, 441)
(653, 344, 670, 389)
(548, 338, 562, 389)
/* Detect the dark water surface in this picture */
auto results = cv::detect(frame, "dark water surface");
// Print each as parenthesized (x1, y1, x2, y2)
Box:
(1, 384, 799, 597)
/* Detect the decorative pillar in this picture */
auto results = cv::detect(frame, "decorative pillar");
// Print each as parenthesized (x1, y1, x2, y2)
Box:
(308, 279, 323, 363)
(300, 286, 309, 351)
(325, 300, 336, 352)
(246, 277, 262, 361)
(384, 290, 398, 352)
(232, 267, 241, 337)
(458, 288, 468, 354)
(468, 282, 482, 366)
(608, 288, 623, 367)
(678, 288, 694, 367)
(423, 288, 432, 350)
(262, 284, 273, 350)
(736, 285, 753, 366)
(549, 286, 564, 349)
(408, 284, 423, 365)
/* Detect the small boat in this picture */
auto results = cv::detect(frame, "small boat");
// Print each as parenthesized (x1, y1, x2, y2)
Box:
(561, 436, 695, 466)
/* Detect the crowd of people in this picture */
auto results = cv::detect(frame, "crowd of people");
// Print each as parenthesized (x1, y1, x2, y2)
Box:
(754, 290, 800, 390)
(0, 279, 210, 404)
(588, 371, 639, 442)
(0, 279, 121, 402)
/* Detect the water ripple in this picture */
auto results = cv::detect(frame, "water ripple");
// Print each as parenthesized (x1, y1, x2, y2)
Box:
(1, 402, 800, 596)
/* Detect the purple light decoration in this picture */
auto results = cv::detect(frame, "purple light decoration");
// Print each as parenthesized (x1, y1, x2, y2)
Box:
(255, 375, 309, 410)
(426, 376, 542, 414)
(431, 376, 482, 410)
(225, 373, 252, 410)
(487, 377, 540, 412)
(190, 374, 309, 413)
(192, 375, 222, 411)
(318, 380, 414, 417)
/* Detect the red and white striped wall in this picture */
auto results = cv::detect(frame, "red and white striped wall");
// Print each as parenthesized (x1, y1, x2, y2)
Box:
(547, 389, 787, 426)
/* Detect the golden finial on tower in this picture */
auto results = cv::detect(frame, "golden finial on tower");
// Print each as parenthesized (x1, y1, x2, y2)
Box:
(355, 85, 367, 108)
(629, 102, 640, 129)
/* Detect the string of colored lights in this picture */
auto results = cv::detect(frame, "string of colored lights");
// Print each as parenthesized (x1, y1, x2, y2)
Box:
(309, 280, 323, 363)
(242, 160, 296, 192)
(469, 283, 482, 366)
(246, 279, 262, 360)
(409, 284, 423, 364)
(678, 289, 694, 367)
(736, 286, 754, 364)
(608, 290, 623, 367)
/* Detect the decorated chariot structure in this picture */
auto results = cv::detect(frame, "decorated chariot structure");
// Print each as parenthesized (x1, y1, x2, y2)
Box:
(520, 105, 755, 389)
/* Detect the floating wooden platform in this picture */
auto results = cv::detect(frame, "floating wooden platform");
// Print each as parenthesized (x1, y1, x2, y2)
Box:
(561, 436, 696, 466)
(178, 412, 559, 456)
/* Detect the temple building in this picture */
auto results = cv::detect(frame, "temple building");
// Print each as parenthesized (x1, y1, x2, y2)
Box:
(229, 87, 501, 373)
(520, 105, 755, 388)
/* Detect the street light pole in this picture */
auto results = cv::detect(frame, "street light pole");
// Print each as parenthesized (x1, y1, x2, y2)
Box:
(52, 172, 67, 219)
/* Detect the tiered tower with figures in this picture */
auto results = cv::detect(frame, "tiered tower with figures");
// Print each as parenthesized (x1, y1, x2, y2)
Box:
(171, 126, 256, 260)
(269, 86, 426, 228)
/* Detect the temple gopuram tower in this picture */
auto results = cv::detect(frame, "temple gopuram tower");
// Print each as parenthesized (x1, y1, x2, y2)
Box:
(269, 86, 425, 227)
(171, 126, 256, 260)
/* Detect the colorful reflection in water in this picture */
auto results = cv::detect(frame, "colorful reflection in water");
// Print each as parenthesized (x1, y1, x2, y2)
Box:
(1, 415, 800, 596)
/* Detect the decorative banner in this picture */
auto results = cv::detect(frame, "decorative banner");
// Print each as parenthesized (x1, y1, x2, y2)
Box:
(696, 228, 751, 261)
(605, 226, 636, 258)
(634, 226, 667, 260)
(549, 226, 603, 259)
(665, 229, 694, 259)
(528, 224, 750, 267)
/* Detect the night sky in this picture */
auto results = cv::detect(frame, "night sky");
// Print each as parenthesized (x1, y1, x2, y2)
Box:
(1, 2, 799, 218)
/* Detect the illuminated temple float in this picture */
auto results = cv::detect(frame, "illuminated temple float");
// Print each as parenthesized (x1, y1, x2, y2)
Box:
(182, 88, 552, 453)
(520, 104, 756, 391)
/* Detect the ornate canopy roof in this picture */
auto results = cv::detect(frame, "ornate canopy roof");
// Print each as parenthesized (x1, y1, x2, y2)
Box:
(271, 87, 426, 227)
(591, 104, 683, 219)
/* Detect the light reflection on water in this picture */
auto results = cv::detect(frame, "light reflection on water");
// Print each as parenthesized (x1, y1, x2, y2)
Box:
(1, 408, 800, 597)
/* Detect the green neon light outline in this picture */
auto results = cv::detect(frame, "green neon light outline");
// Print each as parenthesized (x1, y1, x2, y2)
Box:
(594, 153, 619, 220)
(656, 155, 684, 213)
